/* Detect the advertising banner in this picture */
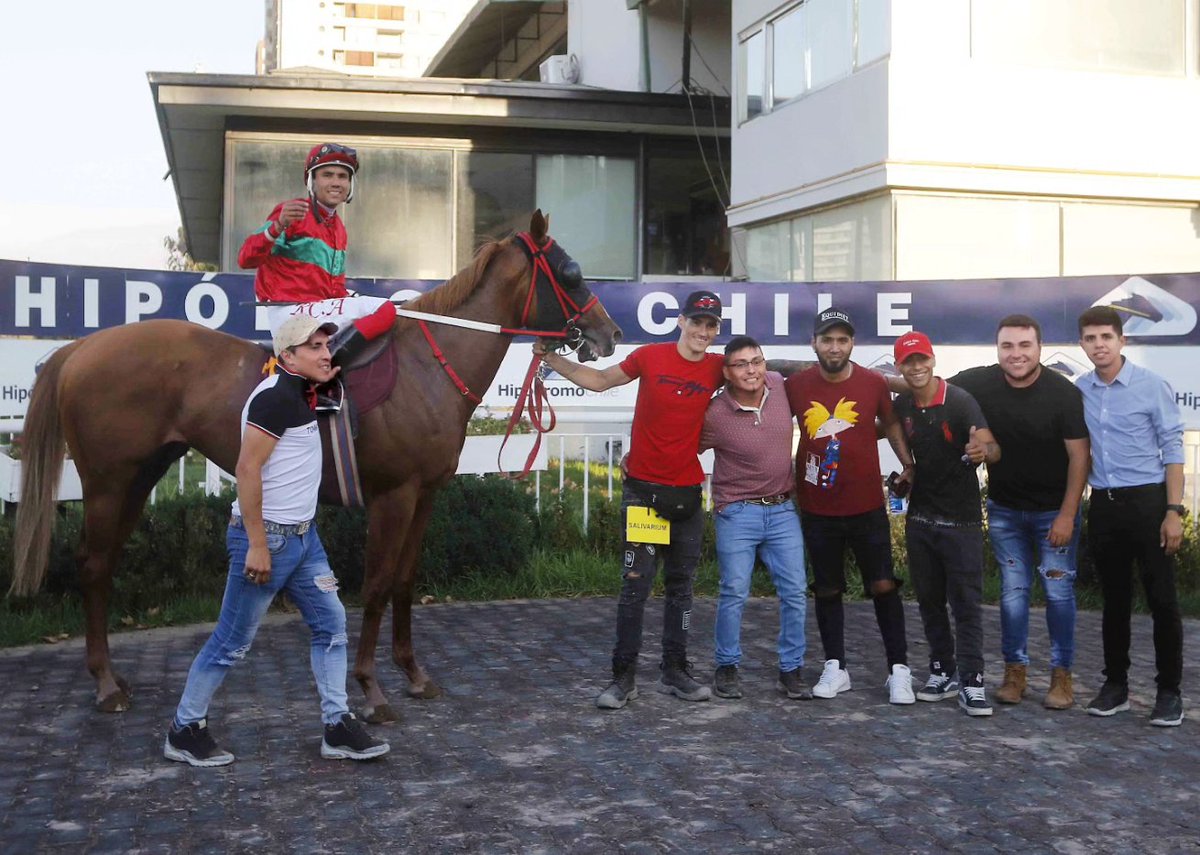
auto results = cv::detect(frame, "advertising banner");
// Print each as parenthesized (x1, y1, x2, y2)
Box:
(2, 260, 1198, 425)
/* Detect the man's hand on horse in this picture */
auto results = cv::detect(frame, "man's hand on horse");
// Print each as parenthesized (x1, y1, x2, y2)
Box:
(244, 546, 272, 586)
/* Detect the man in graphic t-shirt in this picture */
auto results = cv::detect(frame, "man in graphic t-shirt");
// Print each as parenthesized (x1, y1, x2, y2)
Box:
(536, 291, 725, 710)
(785, 308, 917, 705)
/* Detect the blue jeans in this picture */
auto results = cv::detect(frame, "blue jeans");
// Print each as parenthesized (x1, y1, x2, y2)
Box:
(986, 500, 1079, 669)
(174, 524, 350, 727)
(714, 500, 807, 672)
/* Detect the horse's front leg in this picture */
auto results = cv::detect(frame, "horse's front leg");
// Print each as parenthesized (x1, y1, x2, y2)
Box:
(354, 486, 416, 724)
(391, 492, 441, 699)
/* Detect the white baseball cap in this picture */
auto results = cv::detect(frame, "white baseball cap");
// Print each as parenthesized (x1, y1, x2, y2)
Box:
(273, 316, 338, 356)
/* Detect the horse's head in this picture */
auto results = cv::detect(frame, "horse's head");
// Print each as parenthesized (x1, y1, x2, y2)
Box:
(519, 210, 622, 363)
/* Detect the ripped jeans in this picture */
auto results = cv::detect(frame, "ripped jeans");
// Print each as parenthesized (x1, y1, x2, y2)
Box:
(986, 501, 1079, 669)
(173, 523, 349, 727)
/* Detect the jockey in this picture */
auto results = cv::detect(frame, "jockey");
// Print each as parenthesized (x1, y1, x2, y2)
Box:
(238, 143, 397, 396)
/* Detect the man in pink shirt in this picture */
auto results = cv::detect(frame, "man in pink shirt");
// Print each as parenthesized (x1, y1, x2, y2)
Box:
(700, 336, 809, 701)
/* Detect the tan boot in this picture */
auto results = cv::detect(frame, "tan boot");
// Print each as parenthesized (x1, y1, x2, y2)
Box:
(1044, 667, 1074, 710)
(994, 663, 1027, 705)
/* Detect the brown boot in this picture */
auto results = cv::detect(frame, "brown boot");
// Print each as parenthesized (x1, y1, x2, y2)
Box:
(994, 663, 1027, 705)
(1044, 667, 1074, 710)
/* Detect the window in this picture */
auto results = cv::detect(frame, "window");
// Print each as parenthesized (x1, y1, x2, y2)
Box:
(643, 140, 730, 276)
(344, 4, 404, 20)
(739, 0, 888, 123)
(343, 50, 375, 66)
(743, 196, 890, 281)
(535, 155, 637, 279)
(740, 30, 765, 122)
(455, 152, 536, 271)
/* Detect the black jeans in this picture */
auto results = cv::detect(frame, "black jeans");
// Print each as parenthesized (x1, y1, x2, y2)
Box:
(801, 507, 907, 670)
(905, 518, 985, 677)
(1088, 484, 1183, 692)
(612, 485, 704, 668)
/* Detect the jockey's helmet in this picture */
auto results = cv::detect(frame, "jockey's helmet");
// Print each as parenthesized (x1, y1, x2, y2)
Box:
(304, 143, 359, 202)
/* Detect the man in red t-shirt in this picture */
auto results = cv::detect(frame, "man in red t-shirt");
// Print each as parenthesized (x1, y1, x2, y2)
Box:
(536, 291, 725, 710)
(784, 308, 917, 706)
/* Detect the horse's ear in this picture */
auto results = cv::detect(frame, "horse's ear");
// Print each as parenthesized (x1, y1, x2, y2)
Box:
(530, 209, 548, 243)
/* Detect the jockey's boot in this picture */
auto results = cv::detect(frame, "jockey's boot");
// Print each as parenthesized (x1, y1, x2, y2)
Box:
(328, 323, 371, 369)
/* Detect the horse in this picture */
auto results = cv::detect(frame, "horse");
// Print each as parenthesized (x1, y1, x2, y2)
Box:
(10, 210, 622, 722)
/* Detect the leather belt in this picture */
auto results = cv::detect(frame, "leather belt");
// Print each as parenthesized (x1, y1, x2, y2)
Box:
(229, 514, 312, 536)
(1097, 483, 1164, 502)
(744, 493, 791, 506)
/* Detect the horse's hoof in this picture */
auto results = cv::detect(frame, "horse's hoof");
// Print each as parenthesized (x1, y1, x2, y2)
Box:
(408, 681, 442, 700)
(362, 704, 400, 724)
(96, 690, 132, 713)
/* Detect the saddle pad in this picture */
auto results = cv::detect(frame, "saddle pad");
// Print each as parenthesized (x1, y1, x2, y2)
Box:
(345, 339, 398, 416)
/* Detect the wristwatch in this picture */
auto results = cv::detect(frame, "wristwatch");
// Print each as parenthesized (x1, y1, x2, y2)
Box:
(1166, 503, 1187, 516)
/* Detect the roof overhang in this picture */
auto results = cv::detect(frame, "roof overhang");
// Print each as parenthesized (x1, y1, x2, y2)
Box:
(425, 1, 552, 79)
(149, 71, 729, 264)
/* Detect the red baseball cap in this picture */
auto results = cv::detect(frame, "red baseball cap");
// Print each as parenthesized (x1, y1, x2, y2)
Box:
(894, 331, 935, 364)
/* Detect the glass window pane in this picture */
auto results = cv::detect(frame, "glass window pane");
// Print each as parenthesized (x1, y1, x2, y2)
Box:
(745, 220, 793, 280)
(810, 196, 891, 281)
(970, 0, 1185, 76)
(741, 30, 765, 121)
(644, 143, 729, 275)
(772, 6, 806, 106)
(894, 194, 1059, 280)
(535, 155, 636, 279)
(856, 0, 890, 67)
(455, 151, 535, 271)
(343, 147, 452, 278)
(807, 0, 853, 91)
(1062, 202, 1200, 276)
(227, 140, 453, 279)
(227, 140, 312, 269)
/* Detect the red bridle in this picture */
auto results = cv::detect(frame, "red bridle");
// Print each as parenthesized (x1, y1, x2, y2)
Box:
(417, 231, 602, 476)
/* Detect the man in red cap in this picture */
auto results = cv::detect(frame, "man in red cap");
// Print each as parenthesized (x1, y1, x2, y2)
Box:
(238, 143, 396, 408)
(892, 331, 1000, 716)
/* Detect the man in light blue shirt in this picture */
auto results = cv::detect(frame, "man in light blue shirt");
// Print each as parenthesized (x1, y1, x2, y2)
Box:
(1076, 306, 1186, 727)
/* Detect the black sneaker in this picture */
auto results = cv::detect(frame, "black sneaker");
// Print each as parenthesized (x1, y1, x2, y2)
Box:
(1086, 680, 1130, 717)
(917, 668, 959, 702)
(657, 659, 711, 702)
(321, 713, 391, 760)
(163, 719, 235, 767)
(958, 673, 993, 717)
(596, 663, 638, 710)
(713, 664, 743, 699)
(1149, 689, 1184, 727)
(778, 667, 812, 700)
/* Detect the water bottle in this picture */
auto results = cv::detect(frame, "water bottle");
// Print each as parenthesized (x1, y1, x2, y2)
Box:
(886, 472, 907, 515)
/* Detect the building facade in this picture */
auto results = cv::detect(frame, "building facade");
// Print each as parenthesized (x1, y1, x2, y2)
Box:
(259, 0, 476, 78)
(729, 0, 1200, 282)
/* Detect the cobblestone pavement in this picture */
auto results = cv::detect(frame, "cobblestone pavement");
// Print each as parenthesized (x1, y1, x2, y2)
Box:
(1, 598, 1197, 854)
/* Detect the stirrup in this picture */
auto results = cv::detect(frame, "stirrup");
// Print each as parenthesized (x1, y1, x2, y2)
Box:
(315, 379, 345, 412)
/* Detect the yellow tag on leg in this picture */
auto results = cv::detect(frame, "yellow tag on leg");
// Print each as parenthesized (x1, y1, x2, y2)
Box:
(626, 506, 670, 544)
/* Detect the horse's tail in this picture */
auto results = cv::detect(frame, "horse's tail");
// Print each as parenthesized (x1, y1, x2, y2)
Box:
(10, 345, 74, 597)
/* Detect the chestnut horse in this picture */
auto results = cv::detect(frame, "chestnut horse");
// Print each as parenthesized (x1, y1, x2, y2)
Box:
(10, 211, 621, 722)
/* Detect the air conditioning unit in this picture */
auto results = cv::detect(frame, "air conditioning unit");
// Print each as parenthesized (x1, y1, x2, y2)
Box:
(539, 54, 580, 85)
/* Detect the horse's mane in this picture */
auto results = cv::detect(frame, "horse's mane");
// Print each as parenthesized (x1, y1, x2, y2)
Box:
(408, 238, 508, 316)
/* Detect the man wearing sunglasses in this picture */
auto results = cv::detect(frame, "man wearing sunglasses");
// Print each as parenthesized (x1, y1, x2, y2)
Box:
(700, 336, 810, 701)
(239, 143, 396, 409)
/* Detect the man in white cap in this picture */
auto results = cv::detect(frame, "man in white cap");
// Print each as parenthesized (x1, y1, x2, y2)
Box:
(164, 316, 389, 766)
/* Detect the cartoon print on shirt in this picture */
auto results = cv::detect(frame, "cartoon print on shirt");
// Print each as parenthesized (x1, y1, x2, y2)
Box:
(803, 398, 860, 489)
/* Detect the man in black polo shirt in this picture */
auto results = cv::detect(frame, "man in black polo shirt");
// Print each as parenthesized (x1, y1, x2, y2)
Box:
(164, 316, 389, 766)
(893, 332, 1001, 716)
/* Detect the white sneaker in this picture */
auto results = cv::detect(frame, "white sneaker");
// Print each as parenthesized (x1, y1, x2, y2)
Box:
(811, 659, 852, 699)
(887, 663, 916, 705)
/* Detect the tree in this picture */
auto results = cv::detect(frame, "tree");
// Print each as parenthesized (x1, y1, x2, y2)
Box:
(163, 227, 218, 272)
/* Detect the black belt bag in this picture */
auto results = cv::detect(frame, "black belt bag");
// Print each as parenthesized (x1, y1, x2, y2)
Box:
(626, 478, 702, 523)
